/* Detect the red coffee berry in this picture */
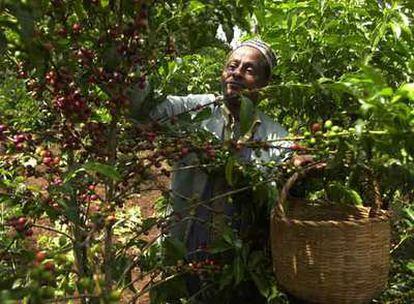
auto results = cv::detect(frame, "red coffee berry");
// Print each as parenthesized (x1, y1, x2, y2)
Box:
(43, 157, 53, 166)
(180, 147, 189, 156)
(290, 144, 306, 151)
(17, 217, 26, 226)
(25, 228, 34, 237)
(311, 122, 322, 134)
(35, 251, 47, 263)
(72, 23, 82, 34)
(44, 261, 55, 272)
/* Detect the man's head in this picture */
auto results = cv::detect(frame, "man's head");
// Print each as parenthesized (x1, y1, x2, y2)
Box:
(221, 39, 276, 102)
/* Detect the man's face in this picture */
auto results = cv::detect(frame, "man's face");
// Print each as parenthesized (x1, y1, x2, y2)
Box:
(221, 46, 267, 100)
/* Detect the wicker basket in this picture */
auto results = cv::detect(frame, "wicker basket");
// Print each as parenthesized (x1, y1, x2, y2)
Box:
(270, 165, 391, 304)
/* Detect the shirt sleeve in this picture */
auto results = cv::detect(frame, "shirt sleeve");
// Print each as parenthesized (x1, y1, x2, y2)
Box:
(149, 94, 216, 121)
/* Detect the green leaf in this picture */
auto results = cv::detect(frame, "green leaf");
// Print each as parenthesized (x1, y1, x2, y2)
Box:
(239, 96, 254, 135)
(83, 162, 121, 181)
(189, 0, 206, 13)
(163, 237, 186, 265)
(397, 83, 414, 100)
(233, 256, 245, 285)
(100, 0, 109, 8)
(407, 261, 414, 272)
(326, 182, 362, 206)
(141, 217, 158, 231)
(390, 21, 401, 39)
(0, 31, 6, 54)
(225, 156, 235, 186)
(209, 238, 232, 254)
(73, 1, 87, 20)
(193, 107, 211, 122)
(65, 162, 121, 182)
(402, 207, 414, 224)
(219, 265, 234, 289)
(250, 271, 271, 299)
(91, 107, 112, 123)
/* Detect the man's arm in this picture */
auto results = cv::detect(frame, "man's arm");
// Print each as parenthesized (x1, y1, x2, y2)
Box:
(149, 94, 216, 121)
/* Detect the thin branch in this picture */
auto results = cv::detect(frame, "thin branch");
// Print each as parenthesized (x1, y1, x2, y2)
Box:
(44, 294, 100, 303)
(31, 223, 74, 241)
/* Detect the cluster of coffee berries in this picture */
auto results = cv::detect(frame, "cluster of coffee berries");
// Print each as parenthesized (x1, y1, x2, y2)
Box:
(11, 133, 31, 151)
(204, 143, 216, 160)
(29, 250, 57, 300)
(34, 251, 55, 272)
(79, 184, 100, 203)
(39, 149, 60, 168)
(8, 216, 33, 237)
(53, 89, 91, 121)
(44, 197, 60, 211)
(74, 47, 95, 67)
(187, 258, 221, 276)
(146, 131, 157, 143)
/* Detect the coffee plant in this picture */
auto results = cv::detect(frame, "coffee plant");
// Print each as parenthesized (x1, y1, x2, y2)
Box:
(0, 0, 413, 303)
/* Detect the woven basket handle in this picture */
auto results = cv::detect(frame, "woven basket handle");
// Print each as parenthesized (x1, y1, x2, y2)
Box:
(275, 162, 326, 219)
(275, 162, 384, 219)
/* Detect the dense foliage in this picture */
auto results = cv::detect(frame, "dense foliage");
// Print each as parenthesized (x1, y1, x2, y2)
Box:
(0, 0, 413, 303)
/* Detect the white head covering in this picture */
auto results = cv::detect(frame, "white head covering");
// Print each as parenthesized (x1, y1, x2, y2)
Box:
(232, 39, 277, 73)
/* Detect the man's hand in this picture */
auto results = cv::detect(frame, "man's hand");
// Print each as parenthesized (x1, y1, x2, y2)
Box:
(292, 154, 314, 167)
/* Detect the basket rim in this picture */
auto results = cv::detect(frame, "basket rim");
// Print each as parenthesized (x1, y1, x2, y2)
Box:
(272, 211, 390, 227)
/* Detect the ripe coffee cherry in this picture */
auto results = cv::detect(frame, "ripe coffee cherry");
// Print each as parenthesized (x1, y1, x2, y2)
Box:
(180, 147, 189, 156)
(57, 27, 67, 37)
(290, 144, 306, 151)
(106, 215, 116, 224)
(17, 217, 27, 226)
(35, 251, 47, 263)
(146, 132, 156, 142)
(13, 134, 26, 143)
(15, 143, 24, 151)
(18, 71, 28, 78)
(44, 261, 55, 272)
(25, 228, 34, 237)
(15, 217, 26, 232)
(72, 23, 81, 33)
(43, 157, 53, 166)
(311, 122, 321, 134)
(40, 150, 52, 157)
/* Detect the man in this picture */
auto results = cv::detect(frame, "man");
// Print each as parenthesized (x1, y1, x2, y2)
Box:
(149, 39, 290, 244)
(144, 39, 298, 302)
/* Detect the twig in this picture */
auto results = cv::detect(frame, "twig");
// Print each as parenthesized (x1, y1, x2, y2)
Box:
(31, 223, 74, 241)
(0, 238, 16, 261)
(44, 294, 100, 303)
(390, 232, 413, 254)
(128, 272, 184, 303)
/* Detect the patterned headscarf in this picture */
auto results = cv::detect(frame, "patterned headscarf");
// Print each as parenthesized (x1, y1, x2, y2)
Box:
(232, 39, 277, 73)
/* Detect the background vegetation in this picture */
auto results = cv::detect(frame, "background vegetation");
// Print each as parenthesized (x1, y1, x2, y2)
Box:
(0, 0, 413, 303)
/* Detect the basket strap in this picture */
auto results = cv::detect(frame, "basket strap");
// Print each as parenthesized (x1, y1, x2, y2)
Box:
(276, 162, 326, 219)
(369, 177, 383, 217)
(276, 163, 385, 219)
